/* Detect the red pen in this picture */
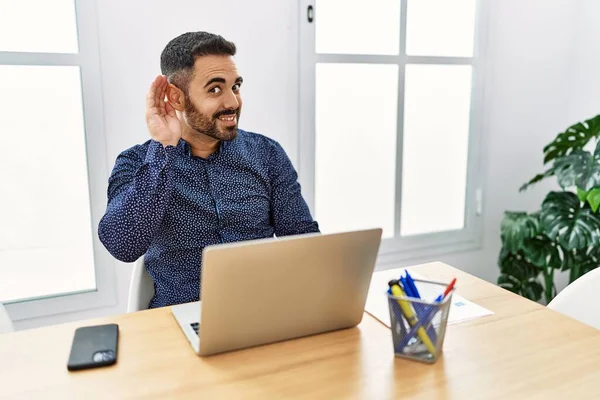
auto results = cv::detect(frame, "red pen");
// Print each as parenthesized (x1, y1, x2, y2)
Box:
(442, 278, 457, 298)
(434, 278, 457, 302)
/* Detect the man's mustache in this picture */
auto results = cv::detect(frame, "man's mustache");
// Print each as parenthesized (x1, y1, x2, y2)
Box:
(213, 109, 238, 119)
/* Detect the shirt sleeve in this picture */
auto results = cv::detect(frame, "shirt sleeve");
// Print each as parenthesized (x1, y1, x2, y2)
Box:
(98, 140, 182, 262)
(268, 140, 320, 236)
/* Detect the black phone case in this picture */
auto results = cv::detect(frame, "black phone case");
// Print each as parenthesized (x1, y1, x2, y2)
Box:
(67, 323, 119, 371)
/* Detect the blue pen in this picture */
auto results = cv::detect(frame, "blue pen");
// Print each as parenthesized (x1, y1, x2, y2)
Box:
(405, 271, 421, 299)
(403, 272, 438, 343)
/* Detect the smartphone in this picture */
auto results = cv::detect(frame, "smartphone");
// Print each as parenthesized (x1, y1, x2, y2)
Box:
(67, 323, 119, 371)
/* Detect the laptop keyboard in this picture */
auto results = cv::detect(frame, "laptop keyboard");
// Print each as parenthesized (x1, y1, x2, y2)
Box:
(190, 322, 199, 335)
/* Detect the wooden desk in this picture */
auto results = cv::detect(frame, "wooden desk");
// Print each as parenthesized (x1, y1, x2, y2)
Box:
(3, 262, 600, 399)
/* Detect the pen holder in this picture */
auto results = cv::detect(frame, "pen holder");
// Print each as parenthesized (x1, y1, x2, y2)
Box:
(387, 279, 454, 363)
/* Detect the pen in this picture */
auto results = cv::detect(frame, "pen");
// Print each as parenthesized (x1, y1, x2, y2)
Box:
(399, 276, 415, 298)
(397, 303, 440, 350)
(400, 278, 457, 349)
(405, 271, 421, 299)
(399, 278, 456, 348)
(388, 280, 437, 355)
(434, 278, 457, 303)
(402, 272, 436, 342)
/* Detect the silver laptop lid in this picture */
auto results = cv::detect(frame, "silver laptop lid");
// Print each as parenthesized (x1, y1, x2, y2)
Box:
(197, 228, 382, 356)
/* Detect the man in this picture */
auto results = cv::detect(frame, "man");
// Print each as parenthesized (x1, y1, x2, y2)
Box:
(99, 32, 319, 308)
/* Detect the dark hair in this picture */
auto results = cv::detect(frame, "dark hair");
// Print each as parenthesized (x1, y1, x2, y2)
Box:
(160, 31, 237, 93)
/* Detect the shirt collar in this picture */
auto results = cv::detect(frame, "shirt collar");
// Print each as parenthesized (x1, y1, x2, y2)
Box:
(180, 134, 236, 160)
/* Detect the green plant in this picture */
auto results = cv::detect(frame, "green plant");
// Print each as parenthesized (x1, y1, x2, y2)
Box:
(498, 115, 600, 304)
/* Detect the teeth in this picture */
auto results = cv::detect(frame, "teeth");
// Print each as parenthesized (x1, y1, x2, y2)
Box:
(219, 116, 235, 121)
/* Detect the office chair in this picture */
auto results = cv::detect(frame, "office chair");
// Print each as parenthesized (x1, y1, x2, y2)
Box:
(127, 256, 155, 312)
(0, 302, 15, 333)
(547, 267, 600, 330)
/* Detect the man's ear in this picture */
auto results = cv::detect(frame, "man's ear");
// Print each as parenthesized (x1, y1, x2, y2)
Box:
(166, 84, 186, 111)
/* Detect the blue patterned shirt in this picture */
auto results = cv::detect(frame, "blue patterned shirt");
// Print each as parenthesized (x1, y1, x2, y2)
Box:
(99, 130, 319, 308)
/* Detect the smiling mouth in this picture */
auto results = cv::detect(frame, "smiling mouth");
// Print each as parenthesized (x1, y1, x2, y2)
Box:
(217, 114, 237, 125)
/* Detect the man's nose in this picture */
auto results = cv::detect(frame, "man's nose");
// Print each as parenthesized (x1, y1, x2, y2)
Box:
(223, 89, 240, 110)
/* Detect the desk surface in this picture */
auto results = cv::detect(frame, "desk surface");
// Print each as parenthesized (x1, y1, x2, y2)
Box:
(3, 262, 600, 399)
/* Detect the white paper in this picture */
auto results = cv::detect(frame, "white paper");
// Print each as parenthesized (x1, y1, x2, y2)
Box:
(365, 267, 494, 328)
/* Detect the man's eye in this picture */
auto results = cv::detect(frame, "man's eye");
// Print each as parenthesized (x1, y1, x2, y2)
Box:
(233, 83, 241, 91)
(209, 87, 222, 94)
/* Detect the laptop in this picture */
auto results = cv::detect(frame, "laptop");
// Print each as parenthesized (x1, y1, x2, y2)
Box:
(171, 228, 382, 356)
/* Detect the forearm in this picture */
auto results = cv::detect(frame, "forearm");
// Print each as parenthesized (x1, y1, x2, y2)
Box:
(273, 197, 320, 237)
(269, 140, 319, 236)
(99, 142, 180, 262)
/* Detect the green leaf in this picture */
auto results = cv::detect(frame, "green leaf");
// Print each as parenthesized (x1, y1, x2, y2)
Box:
(520, 168, 556, 192)
(522, 236, 560, 268)
(580, 255, 600, 277)
(560, 247, 575, 272)
(541, 191, 600, 250)
(587, 188, 600, 212)
(543, 115, 600, 165)
(577, 187, 589, 202)
(568, 247, 600, 282)
(500, 212, 540, 252)
(548, 245, 563, 269)
(553, 145, 600, 191)
(520, 281, 545, 302)
(497, 249, 544, 301)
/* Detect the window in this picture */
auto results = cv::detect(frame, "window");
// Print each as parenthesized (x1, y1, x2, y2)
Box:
(300, 0, 487, 262)
(0, 0, 114, 320)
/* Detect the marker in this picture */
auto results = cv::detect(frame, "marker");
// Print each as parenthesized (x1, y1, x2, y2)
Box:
(397, 303, 440, 350)
(399, 276, 415, 298)
(402, 272, 436, 342)
(388, 280, 437, 355)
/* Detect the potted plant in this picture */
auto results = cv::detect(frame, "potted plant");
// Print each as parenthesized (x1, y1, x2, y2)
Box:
(498, 114, 600, 304)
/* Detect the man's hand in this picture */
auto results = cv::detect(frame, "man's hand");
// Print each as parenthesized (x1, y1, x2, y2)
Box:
(145, 75, 182, 147)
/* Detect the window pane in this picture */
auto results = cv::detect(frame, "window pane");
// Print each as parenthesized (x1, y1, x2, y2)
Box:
(315, 63, 398, 238)
(0, 66, 95, 303)
(400, 65, 472, 236)
(406, 0, 476, 57)
(316, 0, 401, 55)
(0, 0, 79, 53)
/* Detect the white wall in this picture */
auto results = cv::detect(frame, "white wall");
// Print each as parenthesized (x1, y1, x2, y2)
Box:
(569, 0, 600, 123)
(13, 0, 599, 329)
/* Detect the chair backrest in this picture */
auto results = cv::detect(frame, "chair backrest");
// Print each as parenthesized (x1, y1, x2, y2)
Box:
(127, 256, 155, 312)
(0, 302, 15, 333)
(547, 267, 600, 330)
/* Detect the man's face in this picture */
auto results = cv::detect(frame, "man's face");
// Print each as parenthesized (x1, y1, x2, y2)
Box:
(183, 55, 243, 141)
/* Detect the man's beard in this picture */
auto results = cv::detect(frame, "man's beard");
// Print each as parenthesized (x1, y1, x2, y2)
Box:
(184, 98, 240, 141)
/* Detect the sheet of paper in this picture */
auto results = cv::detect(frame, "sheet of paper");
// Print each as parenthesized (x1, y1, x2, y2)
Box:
(365, 267, 494, 328)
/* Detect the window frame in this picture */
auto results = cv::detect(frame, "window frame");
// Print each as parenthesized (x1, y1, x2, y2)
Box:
(299, 0, 489, 264)
(1, 0, 116, 320)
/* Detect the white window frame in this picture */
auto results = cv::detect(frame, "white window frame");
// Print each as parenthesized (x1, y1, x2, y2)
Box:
(299, 0, 489, 265)
(1, 0, 116, 321)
